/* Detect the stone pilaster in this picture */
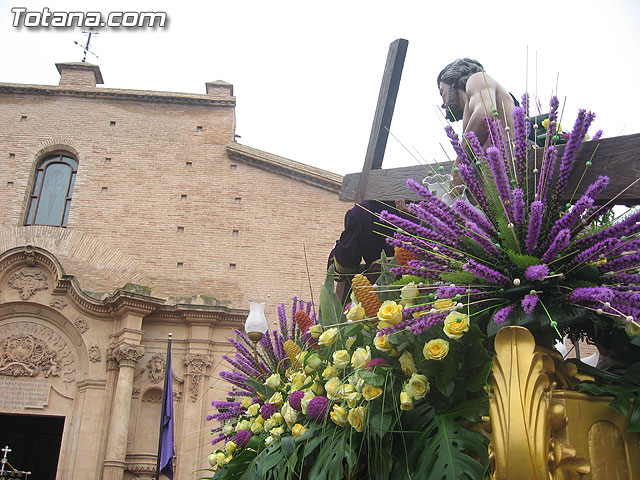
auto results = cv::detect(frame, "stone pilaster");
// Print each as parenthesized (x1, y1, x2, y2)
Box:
(102, 342, 144, 480)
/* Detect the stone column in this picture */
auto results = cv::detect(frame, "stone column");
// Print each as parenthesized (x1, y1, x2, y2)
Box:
(102, 342, 144, 480)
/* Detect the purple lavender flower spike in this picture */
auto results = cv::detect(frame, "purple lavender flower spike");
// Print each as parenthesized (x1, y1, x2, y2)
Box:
(483, 116, 506, 160)
(601, 252, 640, 273)
(456, 162, 494, 221)
(463, 259, 510, 284)
(583, 176, 609, 200)
(512, 188, 525, 226)
(463, 130, 486, 164)
(277, 303, 289, 340)
(592, 129, 603, 141)
(409, 203, 459, 238)
(407, 312, 448, 335)
(522, 295, 539, 314)
(259, 329, 277, 366)
(219, 371, 250, 391)
(554, 110, 596, 201)
(547, 196, 594, 244)
(487, 147, 513, 213)
(445, 126, 472, 167)
(511, 106, 529, 184)
(525, 264, 550, 282)
(465, 221, 502, 257)
(541, 228, 571, 263)
(538, 146, 558, 203)
(493, 305, 514, 325)
(576, 210, 640, 250)
(272, 330, 286, 362)
(526, 201, 544, 254)
(569, 287, 614, 304)
(453, 200, 497, 236)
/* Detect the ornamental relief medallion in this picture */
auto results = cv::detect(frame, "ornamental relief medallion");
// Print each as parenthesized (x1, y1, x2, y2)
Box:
(0, 322, 76, 384)
(73, 317, 89, 333)
(88, 344, 102, 363)
(7, 268, 48, 300)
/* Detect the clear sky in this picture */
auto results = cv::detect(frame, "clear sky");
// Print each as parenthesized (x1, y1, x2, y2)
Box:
(1, 0, 639, 176)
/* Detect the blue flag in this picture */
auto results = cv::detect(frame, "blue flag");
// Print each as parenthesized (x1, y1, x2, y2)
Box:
(157, 336, 175, 479)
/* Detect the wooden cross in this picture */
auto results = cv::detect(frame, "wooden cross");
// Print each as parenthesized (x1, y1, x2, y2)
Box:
(346, 41, 640, 205)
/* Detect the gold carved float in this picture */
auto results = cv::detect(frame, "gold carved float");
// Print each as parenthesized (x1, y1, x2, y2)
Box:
(487, 326, 640, 480)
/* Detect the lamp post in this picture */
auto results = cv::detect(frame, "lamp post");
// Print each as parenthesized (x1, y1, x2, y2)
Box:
(244, 300, 268, 374)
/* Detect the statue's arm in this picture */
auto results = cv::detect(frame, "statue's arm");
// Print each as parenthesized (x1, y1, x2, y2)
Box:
(464, 74, 498, 149)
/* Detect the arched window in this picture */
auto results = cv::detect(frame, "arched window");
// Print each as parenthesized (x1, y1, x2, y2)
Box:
(25, 154, 78, 227)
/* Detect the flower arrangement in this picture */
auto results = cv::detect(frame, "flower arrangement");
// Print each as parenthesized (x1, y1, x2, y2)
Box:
(205, 96, 640, 479)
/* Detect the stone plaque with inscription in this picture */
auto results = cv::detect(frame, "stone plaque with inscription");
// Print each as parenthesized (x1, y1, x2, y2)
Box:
(0, 377, 50, 411)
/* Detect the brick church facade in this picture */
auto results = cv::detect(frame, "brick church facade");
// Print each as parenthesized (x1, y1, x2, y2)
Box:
(0, 62, 349, 479)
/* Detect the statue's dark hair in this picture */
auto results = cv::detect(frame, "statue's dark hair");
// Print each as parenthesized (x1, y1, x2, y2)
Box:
(437, 58, 484, 90)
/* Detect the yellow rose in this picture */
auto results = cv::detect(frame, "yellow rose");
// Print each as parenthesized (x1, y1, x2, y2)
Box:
(330, 405, 347, 427)
(401, 282, 419, 300)
(347, 406, 367, 432)
(251, 421, 264, 434)
(434, 298, 455, 311)
(325, 377, 342, 400)
(215, 452, 226, 467)
(271, 412, 284, 425)
(309, 324, 323, 339)
(318, 327, 339, 347)
(235, 420, 250, 432)
(264, 373, 282, 389)
(268, 392, 284, 406)
(281, 403, 298, 428)
(304, 353, 322, 373)
(263, 418, 275, 432)
(254, 415, 265, 425)
(333, 350, 351, 369)
(377, 300, 403, 328)
(346, 303, 366, 321)
(224, 441, 237, 455)
(289, 371, 311, 391)
(310, 381, 325, 395)
(351, 346, 371, 370)
(423, 339, 449, 360)
(270, 426, 284, 439)
(362, 385, 383, 401)
(405, 373, 430, 400)
(340, 384, 361, 408)
(374, 334, 393, 353)
(400, 391, 413, 411)
(241, 397, 253, 409)
(443, 311, 470, 339)
(322, 364, 338, 380)
(345, 336, 357, 350)
(292, 423, 308, 439)
(300, 391, 315, 414)
(398, 351, 417, 376)
(246, 403, 260, 417)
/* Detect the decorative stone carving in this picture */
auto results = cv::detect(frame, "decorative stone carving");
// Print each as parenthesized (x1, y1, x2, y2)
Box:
(50, 298, 67, 310)
(8, 268, 48, 300)
(110, 343, 144, 367)
(132, 387, 141, 397)
(184, 353, 213, 402)
(0, 333, 60, 378)
(73, 316, 89, 333)
(172, 390, 182, 402)
(141, 386, 163, 404)
(88, 344, 102, 363)
(147, 353, 166, 383)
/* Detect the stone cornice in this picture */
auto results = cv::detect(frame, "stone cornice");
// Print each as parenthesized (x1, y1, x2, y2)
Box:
(0, 83, 235, 107)
(227, 143, 342, 193)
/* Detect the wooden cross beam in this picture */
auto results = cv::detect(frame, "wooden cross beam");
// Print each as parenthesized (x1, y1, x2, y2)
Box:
(354, 38, 408, 203)
(341, 132, 640, 205)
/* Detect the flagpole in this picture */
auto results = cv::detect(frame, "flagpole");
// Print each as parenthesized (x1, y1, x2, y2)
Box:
(155, 333, 174, 480)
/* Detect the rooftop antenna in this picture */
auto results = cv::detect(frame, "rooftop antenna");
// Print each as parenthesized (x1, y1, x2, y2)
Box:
(74, 28, 99, 62)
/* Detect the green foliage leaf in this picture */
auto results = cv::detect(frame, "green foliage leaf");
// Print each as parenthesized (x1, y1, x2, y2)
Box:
(459, 236, 491, 262)
(393, 402, 489, 479)
(506, 250, 542, 269)
(440, 270, 480, 284)
(376, 250, 398, 302)
(358, 370, 385, 386)
(369, 411, 394, 438)
(319, 265, 345, 327)
(497, 217, 517, 252)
